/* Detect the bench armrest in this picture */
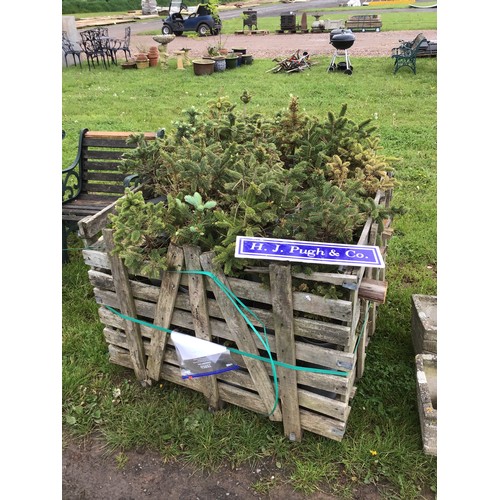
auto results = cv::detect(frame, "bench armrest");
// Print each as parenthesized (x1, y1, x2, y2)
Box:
(124, 174, 141, 188)
(62, 128, 88, 202)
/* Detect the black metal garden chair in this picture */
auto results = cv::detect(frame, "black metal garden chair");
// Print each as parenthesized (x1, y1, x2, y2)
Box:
(80, 28, 115, 69)
(62, 31, 83, 69)
(111, 26, 132, 62)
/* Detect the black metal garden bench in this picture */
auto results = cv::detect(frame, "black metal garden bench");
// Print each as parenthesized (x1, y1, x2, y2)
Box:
(62, 128, 164, 262)
(391, 33, 427, 74)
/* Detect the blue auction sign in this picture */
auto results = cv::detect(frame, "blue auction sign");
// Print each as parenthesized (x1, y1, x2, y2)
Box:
(235, 236, 385, 268)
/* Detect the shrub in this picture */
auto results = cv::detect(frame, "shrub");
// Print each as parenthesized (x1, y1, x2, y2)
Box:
(110, 96, 400, 278)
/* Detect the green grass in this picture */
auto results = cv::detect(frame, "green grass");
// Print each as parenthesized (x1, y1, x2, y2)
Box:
(62, 53, 437, 498)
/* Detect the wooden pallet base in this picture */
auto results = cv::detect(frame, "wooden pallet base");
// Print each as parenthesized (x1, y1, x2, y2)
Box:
(234, 30, 270, 35)
(275, 29, 310, 34)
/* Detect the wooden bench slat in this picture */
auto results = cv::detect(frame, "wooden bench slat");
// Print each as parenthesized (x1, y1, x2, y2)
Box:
(85, 131, 157, 140)
(83, 171, 127, 182)
(84, 150, 129, 160)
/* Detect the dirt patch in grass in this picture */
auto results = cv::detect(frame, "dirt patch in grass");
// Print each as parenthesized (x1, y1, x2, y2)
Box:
(62, 436, 386, 499)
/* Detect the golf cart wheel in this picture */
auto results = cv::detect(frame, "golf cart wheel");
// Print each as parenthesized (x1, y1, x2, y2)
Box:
(197, 23, 210, 36)
(162, 25, 173, 35)
(174, 31, 183, 36)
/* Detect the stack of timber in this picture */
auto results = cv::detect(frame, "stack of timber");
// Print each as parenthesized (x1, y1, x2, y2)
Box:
(81, 188, 392, 442)
(417, 40, 437, 57)
(345, 15, 382, 32)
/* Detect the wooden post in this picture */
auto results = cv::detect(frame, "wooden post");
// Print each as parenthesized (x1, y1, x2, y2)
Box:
(183, 245, 223, 411)
(269, 263, 302, 442)
(146, 243, 184, 381)
(102, 229, 150, 385)
(199, 252, 282, 421)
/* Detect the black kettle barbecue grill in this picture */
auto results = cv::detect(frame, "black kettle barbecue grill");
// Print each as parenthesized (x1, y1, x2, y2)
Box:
(327, 28, 355, 75)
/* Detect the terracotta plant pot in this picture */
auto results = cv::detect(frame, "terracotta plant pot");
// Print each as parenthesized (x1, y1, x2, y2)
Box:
(147, 55, 159, 67)
(135, 52, 149, 69)
(192, 59, 215, 76)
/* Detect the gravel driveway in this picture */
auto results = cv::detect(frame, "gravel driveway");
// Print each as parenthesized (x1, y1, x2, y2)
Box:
(127, 29, 437, 60)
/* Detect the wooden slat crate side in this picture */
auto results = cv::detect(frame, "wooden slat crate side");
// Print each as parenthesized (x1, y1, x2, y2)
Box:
(88, 269, 354, 348)
(102, 319, 354, 424)
(99, 305, 355, 397)
(94, 287, 356, 372)
(83, 249, 355, 323)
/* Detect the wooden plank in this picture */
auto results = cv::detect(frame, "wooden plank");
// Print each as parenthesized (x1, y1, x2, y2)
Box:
(269, 263, 302, 441)
(85, 131, 157, 140)
(199, 251, 282, 422)
(83, 172, 125, 182)
(102, 229, 149, 385)
(358, 279, 387, 304)
(78, 186, 141, 243)
(244, 267, 358, 286)
(356, 300, 370, 379)
(183, 245, 223, 411)
(146, 243, 184, 381)
(299, 408, 346, 441)
(297, 388, 349, 421)
(81, 182, 125, 194)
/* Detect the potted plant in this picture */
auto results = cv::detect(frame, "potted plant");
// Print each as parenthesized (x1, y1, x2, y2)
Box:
(192, 58, 215, 76)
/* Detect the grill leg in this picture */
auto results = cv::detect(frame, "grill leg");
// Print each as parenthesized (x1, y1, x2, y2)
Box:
(327, 50, 338, 72)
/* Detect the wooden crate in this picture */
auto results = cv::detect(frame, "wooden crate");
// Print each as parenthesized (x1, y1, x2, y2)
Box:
(80, 189, 392, 442)
(415, 353, 437, 456)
